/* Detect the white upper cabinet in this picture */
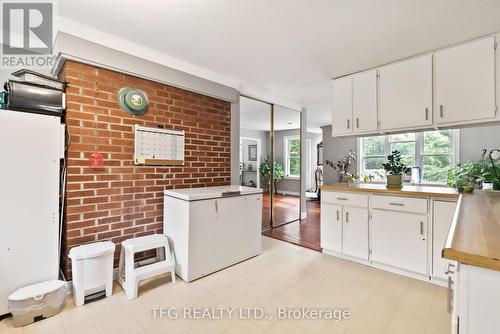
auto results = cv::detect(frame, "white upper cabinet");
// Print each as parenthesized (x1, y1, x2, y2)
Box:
(331, 35, 497, 135)
(331, 77, 353, 136)
(352, 70, 378, 134)
(434, 36, 496, 124)
(379, 54, 433, 131)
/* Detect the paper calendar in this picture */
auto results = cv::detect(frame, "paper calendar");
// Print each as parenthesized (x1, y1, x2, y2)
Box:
(134, 125, 185, 165)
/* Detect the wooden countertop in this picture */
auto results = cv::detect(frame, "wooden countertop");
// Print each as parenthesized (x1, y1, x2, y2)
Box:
(443, 191, 500, 271)
(320, 183, 459, 198)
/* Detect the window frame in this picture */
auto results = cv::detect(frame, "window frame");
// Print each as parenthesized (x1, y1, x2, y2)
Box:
(357, 129, 460, 185)
(284, 135, 301, 179)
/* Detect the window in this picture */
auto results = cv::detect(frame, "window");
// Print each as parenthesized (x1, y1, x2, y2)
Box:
(358, 130, 459, 184)
(284, 136, 300, 178)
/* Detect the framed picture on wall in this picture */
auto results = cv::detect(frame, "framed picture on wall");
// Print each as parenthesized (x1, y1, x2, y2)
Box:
(248, 144, 257, 161)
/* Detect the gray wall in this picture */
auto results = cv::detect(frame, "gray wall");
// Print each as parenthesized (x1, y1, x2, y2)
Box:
(321, 125, 359, 185)
(460, 124, 500, 162)
(240, 128, 270, 162)
(321, 123, 500, 185)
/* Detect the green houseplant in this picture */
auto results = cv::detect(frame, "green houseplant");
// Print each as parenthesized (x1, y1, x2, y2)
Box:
(447, 161, 483, 193)
(325, 150, 357, 183)
(482, 149, 500, 190)
(259, 156, 284, 193)
(382, 150, 408, 189)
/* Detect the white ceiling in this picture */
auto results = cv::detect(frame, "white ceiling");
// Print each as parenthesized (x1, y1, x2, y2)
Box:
(240, 96, 301, 132)
(57, 0, 500, 132)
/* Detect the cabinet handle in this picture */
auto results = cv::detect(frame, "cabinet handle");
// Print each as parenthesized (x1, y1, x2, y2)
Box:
(447, 276, 454, 313)
(336, 197, 348, 201)
(440, 105, 444, 118)
(336, 210, 339, 221)
(345, 211, 349, 223)
(420, 221, 424, 235)
(389, 202, 404, 206)
(445, 261, 456, 275)
(347, 119, 350, 129)
(356, 118, 359, 128)
(425, 108, 429, 120)
(215, 200, 218, 213)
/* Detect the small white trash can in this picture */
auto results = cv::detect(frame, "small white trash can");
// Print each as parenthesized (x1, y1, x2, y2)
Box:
(69, 241, 115, 306)
(8, 280, 67, 327)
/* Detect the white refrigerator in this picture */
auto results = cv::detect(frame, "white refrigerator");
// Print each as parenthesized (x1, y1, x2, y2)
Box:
(0, 109, 64, 315)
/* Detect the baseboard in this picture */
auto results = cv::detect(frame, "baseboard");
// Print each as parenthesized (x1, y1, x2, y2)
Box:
(322, 249, 371, 266)
(322, 248, 444, 286)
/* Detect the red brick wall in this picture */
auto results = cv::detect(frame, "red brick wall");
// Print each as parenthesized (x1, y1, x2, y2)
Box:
(60, 61, 231, 278)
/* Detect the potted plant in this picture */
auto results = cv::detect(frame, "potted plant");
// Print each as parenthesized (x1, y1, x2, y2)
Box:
(325, 150, 356, 183)
(447, 161, 483, 193)
(382, 150, 408, 189)
(259, 156, 284, 193)
(482, 149, 500, 190)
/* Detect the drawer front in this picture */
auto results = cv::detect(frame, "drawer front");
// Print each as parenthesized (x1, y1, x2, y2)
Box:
(322, 191, 368, 207)
(371, 195, 427, 214)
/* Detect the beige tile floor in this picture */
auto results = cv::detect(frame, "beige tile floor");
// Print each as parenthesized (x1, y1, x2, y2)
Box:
(0, 237, 450, 334)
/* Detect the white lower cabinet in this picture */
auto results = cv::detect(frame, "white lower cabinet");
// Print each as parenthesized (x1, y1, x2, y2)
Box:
(320, 202, 342, 253)
(454, 263, 500, 334)
(320, 192, 368, 260)
(432, 200, 457, 281)
(321, 190, 459, 284)
(343, 206, 369, 260)
(371, 209, 428, 275)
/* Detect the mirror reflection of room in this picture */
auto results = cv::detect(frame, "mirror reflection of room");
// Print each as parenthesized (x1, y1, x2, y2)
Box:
(272, 106, 302, 227)
(239, 96, 272, 230)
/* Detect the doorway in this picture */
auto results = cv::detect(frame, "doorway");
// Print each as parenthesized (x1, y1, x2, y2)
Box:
(239, 96, 302, 230)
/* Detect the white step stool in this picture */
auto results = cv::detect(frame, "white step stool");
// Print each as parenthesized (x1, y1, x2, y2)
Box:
(117, 234, 175, 300)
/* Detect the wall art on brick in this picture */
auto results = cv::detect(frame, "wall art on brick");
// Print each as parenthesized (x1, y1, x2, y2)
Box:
(59, 61, 231, 278)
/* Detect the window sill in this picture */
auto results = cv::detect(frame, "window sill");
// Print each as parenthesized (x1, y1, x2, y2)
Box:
(284, 176, 300, 180)
(359, 181, 448, 188)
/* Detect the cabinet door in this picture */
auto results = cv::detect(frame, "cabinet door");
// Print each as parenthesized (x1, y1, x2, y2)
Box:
(320, 202, 342, 252)
(379, 54, 433, 131)
(434, 36, 496, 124)
(371, 210, 428, 274)
(331, 77, 353, 136)
(242, 194, 263, 256)
(343, 206, 368, 260)
(433, 201, 457, 281)
(353, 70, 378, 134)
(188, 199, 219, 279)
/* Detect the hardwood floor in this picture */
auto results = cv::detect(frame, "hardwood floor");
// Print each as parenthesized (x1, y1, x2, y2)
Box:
(261, 192, 301, 229)
(262, 196, 321, 252)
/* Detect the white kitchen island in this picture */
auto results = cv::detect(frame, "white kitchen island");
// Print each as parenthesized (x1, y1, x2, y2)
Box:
(163, 186, 263, 282)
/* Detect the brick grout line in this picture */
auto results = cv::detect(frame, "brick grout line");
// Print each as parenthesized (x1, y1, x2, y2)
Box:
(59, 60, 231, 278)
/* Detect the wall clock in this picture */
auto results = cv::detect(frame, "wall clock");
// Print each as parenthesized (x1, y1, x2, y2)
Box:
(118, 87, 148, 115)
